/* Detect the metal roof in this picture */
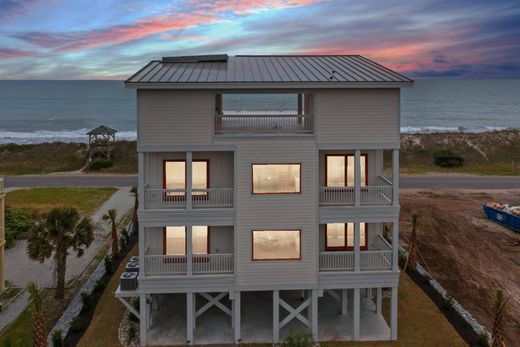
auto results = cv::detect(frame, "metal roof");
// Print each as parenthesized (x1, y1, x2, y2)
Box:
(125, 55, 412, 87)
(87, 125, 117, 135)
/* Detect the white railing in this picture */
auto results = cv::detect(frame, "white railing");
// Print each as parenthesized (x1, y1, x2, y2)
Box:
(319, 252, 354, 271)
(193, 254, 234, 274)
(378, 175, 393, 186)
(360, 186, 393, 205)
(144, 188, 233, 209)
(145, 255, 187, 275)
(215, 114, 313, 134)
(192, 188, 234, 208)
(375, 234, 392, 251)
(360, 251, 392, 271)
(319, 186, 355, 205)
(144, 254, 234, 275)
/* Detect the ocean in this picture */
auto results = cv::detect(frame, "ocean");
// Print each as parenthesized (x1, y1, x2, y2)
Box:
(0, 79, 518, 144)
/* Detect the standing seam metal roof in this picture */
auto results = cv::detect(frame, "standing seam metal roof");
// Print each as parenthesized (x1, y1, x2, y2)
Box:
(125, 55, 412, 84)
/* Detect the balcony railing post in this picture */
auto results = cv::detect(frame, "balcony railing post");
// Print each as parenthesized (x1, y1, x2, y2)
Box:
(354, 222, 360, 272)
(187, 225, 193, 275)
(186, 152, 192, 210)
(392, 221, 398, 271)
(392, 149, 399, 207)
(354, 150, 361, 207)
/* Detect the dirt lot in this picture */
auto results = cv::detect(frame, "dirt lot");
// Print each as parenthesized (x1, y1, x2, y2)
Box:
(400, 189, 520, 344)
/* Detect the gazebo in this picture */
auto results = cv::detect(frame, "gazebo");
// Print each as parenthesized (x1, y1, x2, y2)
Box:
(87, 125, 117, 161)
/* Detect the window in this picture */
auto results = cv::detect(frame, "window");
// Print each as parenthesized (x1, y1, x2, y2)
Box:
(325, 154, 366, 187)
(325, 223, 366, 250)
(164, 160, 209, 197)
(252, 164, 301, 194)
(252, 230, 301, 260)
(164, 226, 209, 255)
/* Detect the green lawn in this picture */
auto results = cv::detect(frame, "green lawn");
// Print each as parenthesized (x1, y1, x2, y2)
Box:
(6, 187, 117, 216)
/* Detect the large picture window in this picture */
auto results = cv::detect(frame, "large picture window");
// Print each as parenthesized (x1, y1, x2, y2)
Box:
(325, 154, 366, 187)
(164, 226, 209, 255)
(325, 223, 366, 250)
(252, 230, 301, 260)
(164, 159, 209, 197)
(252, 164, 301, 194)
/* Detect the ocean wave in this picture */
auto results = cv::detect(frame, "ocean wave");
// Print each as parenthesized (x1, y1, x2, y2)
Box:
(400, 126, 512, 134)
(0, 128, 137, 144)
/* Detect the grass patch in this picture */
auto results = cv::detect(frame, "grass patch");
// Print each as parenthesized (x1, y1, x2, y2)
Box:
(6, 187, 117, 216)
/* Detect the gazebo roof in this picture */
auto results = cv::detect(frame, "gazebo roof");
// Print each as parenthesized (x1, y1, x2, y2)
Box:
(87, 125, 118, 136)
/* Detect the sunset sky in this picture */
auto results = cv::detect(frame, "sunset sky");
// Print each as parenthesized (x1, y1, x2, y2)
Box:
(0, 0, 519, 79)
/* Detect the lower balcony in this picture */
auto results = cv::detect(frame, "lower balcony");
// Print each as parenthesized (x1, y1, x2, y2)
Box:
(319, 177, 393, 206)
(319, 250, 392, 272)
(144, 188, 234, 209)
(144, 254, 234, 276)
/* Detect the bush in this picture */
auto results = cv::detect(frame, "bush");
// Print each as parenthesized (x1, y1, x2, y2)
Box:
(282, 330, 313, 347)
(89, 159, 114, 171)
(80, 292, 92, 312)
(420, 273, 431, 285)
(104, 256, 113, 274)
(4, 208, 36, 248)
(476, 332, 489, 347)
(51, 329, 64, 347)
(94, 278, 107, 292)
(69, 316, 85, 333)
(443, 295, 454, 311)
(121, 227, 130, 243)
(127, 323, 138, 343)
(119, 235, 127, 253)
(433, 149, 464, 167)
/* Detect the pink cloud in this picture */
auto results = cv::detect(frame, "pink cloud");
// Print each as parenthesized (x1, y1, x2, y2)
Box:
(0, 47, 40, 59)
(191, 0, 325, 15)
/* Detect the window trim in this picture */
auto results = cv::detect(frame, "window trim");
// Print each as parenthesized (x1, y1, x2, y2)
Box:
(324, 154, 368, 187)
(251, 229, 302, 261)
(251, 163, 302, 195)
(163, 226, 211, 255)
(324, 223, 367, 251)
(163, 159, 210, 200)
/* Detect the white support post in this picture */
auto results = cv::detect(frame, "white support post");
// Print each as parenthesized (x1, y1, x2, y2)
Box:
(139, 294, 148, 346)
(187, 225, 193, 276)
(354, 222, 360, 272)
(353, 288, 360, 341)
(187, 292, 194, 345)
(376, 288, 382, 315)
(138, 224, 145, 278)
(138, 152, 144, 208)
(391, 286, 398, 340)
(311, 290, 318, 342)
(193, 293, 197, 331)
(392, 149, 399, 207)
(341, 289, 348, 315)
(273, 290, 279, 343)
(234, 292, 241, 344)
(392, 221, 399, 271)
(186, 152, 193, 209)
(354, 149, 361, 206)
(147, 295, 152, 329)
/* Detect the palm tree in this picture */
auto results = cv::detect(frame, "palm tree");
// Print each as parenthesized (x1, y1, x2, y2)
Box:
(491, 289, 509, 347)
(27, 281, 48, 347)
(27, 207, 94, 300)
(102, 208, 119, 258)
(405, 213, 420, 271)
(130, 186, 138, 235)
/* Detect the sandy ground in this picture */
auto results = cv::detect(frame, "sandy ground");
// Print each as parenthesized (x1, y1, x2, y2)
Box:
(400, 188, 520, 344)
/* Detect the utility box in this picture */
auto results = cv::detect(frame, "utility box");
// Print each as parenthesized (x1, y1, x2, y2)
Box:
(120, 272, 138, 291)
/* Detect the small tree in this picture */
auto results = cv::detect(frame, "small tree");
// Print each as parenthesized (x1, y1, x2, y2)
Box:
(27, 282, 47, 347)
(491, 289, 509, 347)
(27, 207, 94, 299)
(405, 213, 420, 271)
(130, 186, 138, 235)
(102, 208, 120, 258)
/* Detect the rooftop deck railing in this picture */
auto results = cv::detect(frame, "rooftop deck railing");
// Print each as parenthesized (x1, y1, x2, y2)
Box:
(319, 250, 392, 272)
(144, 188, 234, 209)
(215, 113, 313, 134)
(144, 254, 234, 275)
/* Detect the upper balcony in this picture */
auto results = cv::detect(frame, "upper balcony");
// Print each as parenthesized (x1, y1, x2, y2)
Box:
(214, 93, 313, 136)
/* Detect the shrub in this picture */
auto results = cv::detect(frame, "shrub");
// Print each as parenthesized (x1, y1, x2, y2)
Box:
(80, 292, 92, 312)
(51, 329, 64, 347)
(420, 273, 431, 285)
(119, 235, 127, 253)
(104, 256, 113, 274)
(89, 159, 113, 171)
(4, 208, 36, 248)
(127, 324, 138, 343)
(69, 316, 85, 333)
(121, 227, 130, 243)
(282, 330, 313, 347)
(94, 278, 107, 292)
(433, 149, 464, 167)
(476, 332, 489, 347)
(443, 295, 454, 311)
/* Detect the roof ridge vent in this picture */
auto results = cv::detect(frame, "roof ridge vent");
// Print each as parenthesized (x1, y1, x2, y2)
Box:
(162, 54, 228, 63)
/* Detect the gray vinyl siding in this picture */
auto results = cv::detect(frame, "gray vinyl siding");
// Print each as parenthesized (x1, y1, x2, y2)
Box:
(138, 90, 213, 147)
(315, 89, 400, 145)
(223, 138, 318, 287)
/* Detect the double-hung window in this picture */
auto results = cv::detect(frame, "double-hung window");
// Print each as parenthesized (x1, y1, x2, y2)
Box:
(164, 160, 209, 198)
(325, 154, 367, 187)
(325, 223, 366, 250)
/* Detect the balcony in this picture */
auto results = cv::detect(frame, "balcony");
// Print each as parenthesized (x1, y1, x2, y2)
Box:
(144, 188, 234, 209)
(319, 176, 393, 206)
(215, 112, 313, 135)
(144, 254, 234, 276)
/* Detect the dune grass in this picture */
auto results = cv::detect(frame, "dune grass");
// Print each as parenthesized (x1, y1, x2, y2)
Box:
(6, 187, 117, 216)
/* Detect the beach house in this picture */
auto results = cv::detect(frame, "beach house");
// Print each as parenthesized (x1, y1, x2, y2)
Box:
(119, 54, 413, 346)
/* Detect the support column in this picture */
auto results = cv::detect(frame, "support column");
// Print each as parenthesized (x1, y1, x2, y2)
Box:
(140, 294, 148, 346)
(391, 286, 398, 340)
(311, 290, 318, 342)
(193, 293, 197, 331)
(187, 292, 194, 345)
(376, 288, 382, 315)
(392, 149, 399, 207)
(354, 149, 361, 207)
(354, 222, 360, 272)
(234, 292, 241, 344)
(186, 152, 192, 209)
(273, 290, 279, 343)
(341, 289, 348, 315)
(353, 288, 360, 341)
(187, 225, 193, 276)
(392, 221, 399, 271)
(138, 224, 145, 278)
